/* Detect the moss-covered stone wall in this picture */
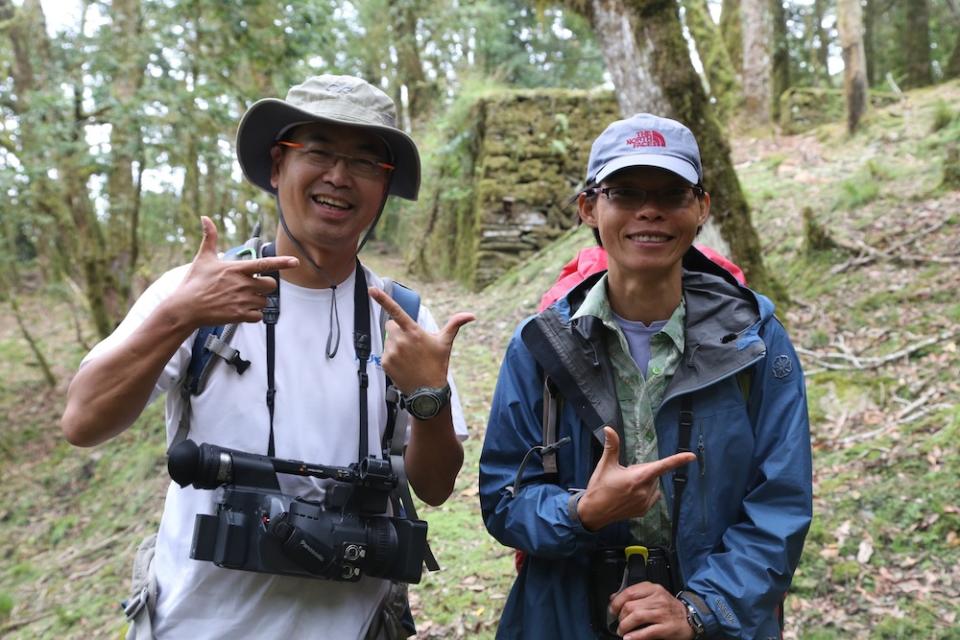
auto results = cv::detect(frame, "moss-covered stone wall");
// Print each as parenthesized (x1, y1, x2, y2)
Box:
(423, 89, 619, 290)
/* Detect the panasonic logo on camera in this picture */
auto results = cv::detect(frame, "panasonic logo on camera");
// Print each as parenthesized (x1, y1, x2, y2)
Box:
(299, 540, 325, 562)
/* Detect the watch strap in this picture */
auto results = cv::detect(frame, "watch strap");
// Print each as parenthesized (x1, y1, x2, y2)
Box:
(401, 383, 451, 420)
(677, 591, 706, 639)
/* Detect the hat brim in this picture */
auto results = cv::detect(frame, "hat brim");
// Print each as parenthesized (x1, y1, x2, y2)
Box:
(236, 98, 421, 201)
(594, 154, 699, 186)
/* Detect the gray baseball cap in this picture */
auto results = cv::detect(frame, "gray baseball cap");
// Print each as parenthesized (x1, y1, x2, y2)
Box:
(236, 75, 421, 200)
(586, 113, 703, 186)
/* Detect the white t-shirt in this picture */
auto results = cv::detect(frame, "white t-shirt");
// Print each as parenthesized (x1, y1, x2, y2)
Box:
(83, 263, 468, 639)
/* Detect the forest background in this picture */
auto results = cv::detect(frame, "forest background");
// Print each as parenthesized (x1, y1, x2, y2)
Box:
(1, 0, 959, 637)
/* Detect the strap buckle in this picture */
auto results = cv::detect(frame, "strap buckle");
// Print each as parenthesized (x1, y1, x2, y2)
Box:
(121, 586, 149, 620)
(204, 334, 251, 374)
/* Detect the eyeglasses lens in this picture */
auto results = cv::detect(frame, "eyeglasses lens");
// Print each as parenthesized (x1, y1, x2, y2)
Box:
(305, 149, 384, 178)
(603, 187, 695, 210)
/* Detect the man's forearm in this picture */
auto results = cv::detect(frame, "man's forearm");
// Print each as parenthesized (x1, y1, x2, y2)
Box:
(404, 406, 463, 506)
(61, 299, 195, 447)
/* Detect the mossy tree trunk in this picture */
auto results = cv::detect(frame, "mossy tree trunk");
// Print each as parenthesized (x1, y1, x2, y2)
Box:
(864, 0, 877, 85)
(682, 0, 741, 125)
(838, 0, 869, 134)
(389, 0, 436, 129)
(741, 0, 773, 125)
(719, 0, 742, 78)
(943, 0, 960, 80)
(771, 0, 790, 122)
(900, 0, 933, 88)
(0, 0, 142, 336)
(812, 0, 833, 87)
(573, 0, 785, 303)
(585, 0, 672, 116)
(106, 0, 145, 314)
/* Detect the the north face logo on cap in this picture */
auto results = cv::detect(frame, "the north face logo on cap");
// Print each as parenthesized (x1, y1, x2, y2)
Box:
(626, 130, 666, 148)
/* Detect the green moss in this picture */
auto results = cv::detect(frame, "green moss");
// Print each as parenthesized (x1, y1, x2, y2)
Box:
(834, 176, 880, 210)
(0, 592, 13, 620)
(830, 559, 861, 583)
(931, 99, 956, 132)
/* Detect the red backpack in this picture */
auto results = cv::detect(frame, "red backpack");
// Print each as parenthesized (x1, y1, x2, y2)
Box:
(538, 245, 746, 312)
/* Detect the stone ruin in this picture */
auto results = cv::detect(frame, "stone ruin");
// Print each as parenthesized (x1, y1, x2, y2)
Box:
(420, 89, 618, 290)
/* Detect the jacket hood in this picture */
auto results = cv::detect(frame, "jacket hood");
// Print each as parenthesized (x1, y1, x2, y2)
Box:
(555, 246, 774, 398)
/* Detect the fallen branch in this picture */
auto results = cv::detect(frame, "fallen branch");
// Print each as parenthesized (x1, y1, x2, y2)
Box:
(58, 529, 129, 565)
(838, 387, 942, 446)
(0, 611, 55, 635)
(67, 555, 112, 581)
(830, 217, 951, 274)
(799, 329, 960, 373)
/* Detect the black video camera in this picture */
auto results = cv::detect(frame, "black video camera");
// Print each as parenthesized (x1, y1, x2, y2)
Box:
(167, 439, 428, 584)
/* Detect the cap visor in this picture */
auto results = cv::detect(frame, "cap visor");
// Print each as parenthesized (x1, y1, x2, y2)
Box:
(595, 154, 698, 185)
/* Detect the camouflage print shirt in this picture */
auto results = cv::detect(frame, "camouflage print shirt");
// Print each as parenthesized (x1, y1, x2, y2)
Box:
(572, 274, 685, 547)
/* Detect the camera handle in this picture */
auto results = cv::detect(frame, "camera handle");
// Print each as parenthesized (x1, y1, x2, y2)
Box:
(168, 439, 371, 490)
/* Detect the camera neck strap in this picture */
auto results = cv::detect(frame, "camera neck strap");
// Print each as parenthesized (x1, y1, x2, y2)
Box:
(262, 255, 373, 462)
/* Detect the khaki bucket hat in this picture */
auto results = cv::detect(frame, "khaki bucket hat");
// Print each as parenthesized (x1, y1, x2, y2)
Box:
(236, 75, 420, 200)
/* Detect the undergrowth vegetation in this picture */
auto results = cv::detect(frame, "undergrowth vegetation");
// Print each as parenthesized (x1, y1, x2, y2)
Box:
(2, 81, 959, 638)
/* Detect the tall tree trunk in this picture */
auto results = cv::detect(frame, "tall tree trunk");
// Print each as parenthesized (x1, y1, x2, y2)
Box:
(942, 0, 960, 79)
(771, 0, 790, 122)
(389, 0, 435, 129)
(901, 0, 933, 88)
(741, 0, 773, 124)
(812, 0, 833, 86)
(575, 0, 784, 302)
(864, 0, 876, 85)
(105, 0, 144, 317)
(838, 0, 869, 133)
(682, 0, 741, 125)
(8, 290, 57, 388)
(587, 0, 671, 116)
(719, 0, 743, 76)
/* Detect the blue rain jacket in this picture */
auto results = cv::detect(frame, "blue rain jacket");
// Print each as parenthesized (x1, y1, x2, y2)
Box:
(480, 249, 812, 639)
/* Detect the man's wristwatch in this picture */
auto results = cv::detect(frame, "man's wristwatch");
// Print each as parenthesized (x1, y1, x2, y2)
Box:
(677, 591, 706, 639)
(400, 384, 451, 420)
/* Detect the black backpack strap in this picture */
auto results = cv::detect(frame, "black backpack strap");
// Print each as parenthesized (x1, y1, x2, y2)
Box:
(670, 394, 694, 590)
(540, 376, 563, 479)
(520, 309, 624, 454)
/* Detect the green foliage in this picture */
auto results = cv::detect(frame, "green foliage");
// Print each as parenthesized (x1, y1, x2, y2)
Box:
(835, 174, 880, 210)
(932, 100, 957, 132)
(0, 592, 12, 620)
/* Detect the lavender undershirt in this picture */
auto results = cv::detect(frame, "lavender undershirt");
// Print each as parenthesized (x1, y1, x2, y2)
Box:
(611, 312, 669, 377)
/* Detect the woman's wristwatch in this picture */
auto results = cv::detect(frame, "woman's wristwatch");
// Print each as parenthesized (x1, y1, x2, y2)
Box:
(677, 591, 706, 639)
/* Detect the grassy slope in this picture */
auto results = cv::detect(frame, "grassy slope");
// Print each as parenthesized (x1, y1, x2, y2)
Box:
(2, 81, 959, 639)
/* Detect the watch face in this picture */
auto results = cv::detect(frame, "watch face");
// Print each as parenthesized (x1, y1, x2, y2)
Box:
(410, 393, 441, 418)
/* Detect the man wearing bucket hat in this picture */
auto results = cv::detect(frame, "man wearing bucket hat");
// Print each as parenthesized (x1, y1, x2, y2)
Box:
(480, 114, 811, 639)
(62, 75, 473, 639)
